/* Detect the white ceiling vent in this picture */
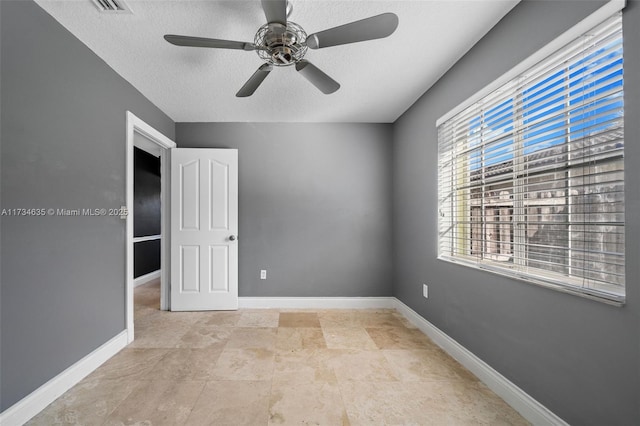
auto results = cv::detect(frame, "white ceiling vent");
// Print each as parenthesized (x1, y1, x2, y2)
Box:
(91, 0, 132, 14)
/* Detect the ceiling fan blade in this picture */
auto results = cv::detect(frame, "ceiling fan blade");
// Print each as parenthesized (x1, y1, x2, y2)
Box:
(295, 60, 340, 94)
(164, 35, 256, 51)
(261, 0, 287, 25)
(306, 13, 399, 49)
(236, 64, 273, 97)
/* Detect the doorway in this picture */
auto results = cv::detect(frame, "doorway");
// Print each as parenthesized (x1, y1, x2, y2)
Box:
(133, 147, 161, 286)
(125, 112, 176, 343)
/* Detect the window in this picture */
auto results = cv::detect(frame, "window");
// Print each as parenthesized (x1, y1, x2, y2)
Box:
(437, 14, 625, 303)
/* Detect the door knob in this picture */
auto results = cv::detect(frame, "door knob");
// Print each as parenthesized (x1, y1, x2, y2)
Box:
(229, 235, 237, 241)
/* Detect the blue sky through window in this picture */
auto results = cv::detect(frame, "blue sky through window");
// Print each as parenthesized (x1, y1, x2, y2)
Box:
(468, 36, 623, 170)
(469, 98, 513, 170)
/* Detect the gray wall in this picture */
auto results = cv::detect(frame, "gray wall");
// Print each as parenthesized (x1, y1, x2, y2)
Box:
(0, 0, 175, 411)
(176, 123, 393, 297)
(134, 147, 161, 238)
(393, 1, 640, 424)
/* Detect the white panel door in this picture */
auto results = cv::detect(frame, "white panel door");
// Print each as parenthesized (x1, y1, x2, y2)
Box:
(170, 148, 238, 311)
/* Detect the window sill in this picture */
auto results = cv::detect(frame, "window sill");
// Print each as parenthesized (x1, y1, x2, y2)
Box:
(437, 255, 625, 307)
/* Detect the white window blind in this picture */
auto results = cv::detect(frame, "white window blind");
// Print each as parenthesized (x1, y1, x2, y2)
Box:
(437, 14, 625, 303)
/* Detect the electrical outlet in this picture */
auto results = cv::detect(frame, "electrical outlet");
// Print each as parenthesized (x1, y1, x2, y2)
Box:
(423, 284, 429, 299)
(260, 269, 267, 280)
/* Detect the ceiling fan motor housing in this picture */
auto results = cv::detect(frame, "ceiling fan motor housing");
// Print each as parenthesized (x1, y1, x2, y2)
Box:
(255, 22, 308, 66)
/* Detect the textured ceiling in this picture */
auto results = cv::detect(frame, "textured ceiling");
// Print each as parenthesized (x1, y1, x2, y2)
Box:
(34, 0, 519, 123)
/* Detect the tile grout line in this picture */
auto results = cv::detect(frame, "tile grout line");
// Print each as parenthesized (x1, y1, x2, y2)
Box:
(266, 318, 280, 426)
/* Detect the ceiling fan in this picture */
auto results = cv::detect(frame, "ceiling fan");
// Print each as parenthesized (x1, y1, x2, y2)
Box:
(164, 0, 399, 97)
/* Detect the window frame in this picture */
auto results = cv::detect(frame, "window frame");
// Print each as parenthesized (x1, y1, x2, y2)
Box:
(436, 3, 626, 306)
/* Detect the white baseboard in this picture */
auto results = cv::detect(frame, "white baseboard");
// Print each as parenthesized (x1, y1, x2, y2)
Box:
(393, 299, 568, 426)
(0, 330, 129, 426)
(134, 270, 160, 287)
(239, 296, 395, 309)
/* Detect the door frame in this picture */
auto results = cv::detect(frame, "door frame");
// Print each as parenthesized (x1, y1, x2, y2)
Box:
(125, 111, 176, 343)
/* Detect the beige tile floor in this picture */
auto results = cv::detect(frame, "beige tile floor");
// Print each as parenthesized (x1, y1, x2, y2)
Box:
(28, 280, 528, 425)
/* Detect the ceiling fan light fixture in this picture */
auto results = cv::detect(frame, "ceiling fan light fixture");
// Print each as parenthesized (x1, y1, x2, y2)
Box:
(254, 21, 308, 66)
